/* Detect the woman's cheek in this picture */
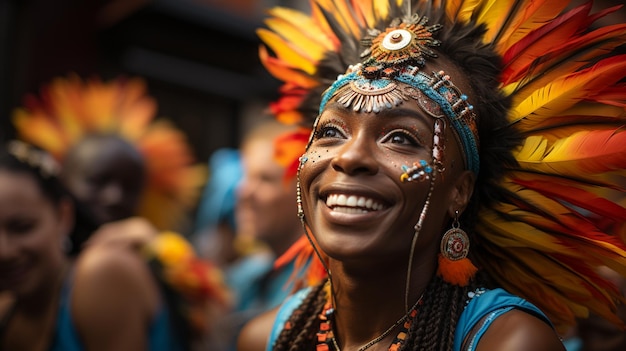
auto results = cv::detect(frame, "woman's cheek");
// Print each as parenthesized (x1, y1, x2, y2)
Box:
(299, 148, 332, 199)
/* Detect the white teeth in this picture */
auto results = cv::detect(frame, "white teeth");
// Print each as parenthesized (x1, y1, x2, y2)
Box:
(325, 194, 384, 212)
(357, 197, 365, 207)
(332, 207, 368, 214)
(347, 195, 357, 206)
(337, 194, 347, 206)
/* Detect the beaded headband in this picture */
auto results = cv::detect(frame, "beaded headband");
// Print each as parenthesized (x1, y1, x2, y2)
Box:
(7, 140, 60, 179)
(318, 15, 479, 174)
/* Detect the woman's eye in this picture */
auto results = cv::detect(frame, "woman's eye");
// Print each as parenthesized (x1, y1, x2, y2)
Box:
(385, 130, 420, 146)
(317, 125, 343, 139)
(8, 218, 37, 234)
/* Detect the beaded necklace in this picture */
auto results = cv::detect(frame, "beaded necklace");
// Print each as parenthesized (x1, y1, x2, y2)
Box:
(316, 294, 423, 351)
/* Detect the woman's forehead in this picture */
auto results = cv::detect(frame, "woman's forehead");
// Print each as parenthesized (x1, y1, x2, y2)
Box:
(422, 54, 476, 102)
(324, 98, 427, 116)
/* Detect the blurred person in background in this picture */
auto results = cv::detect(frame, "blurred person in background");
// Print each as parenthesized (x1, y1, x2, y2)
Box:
(9, 74, 231, 349)
(12, 74, 206, 241)
(192, 147, 243, 267)
(231, 118, 305, 311)
(207, 118, 311, 351)
(0, 141, 186, 350)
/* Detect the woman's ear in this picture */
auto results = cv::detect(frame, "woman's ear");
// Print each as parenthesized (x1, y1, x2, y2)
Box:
(447, 170, 475, 217)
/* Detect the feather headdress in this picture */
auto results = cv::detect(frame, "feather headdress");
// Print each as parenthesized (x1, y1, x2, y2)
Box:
(258, 0, 626, 332)
(12, 74, 206, 230)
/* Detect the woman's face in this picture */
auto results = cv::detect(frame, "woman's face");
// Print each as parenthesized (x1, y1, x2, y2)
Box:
(62, 136, 145, 225)
(299, 86, 470, 264)
(0, 171, 71, 297)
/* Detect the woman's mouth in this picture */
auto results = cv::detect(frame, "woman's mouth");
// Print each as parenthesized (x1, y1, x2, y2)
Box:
(0, 263, 30, 288)
(325, 193, 386, 214)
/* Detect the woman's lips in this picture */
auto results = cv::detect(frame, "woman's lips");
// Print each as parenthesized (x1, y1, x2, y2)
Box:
(0, 263, 30, 288)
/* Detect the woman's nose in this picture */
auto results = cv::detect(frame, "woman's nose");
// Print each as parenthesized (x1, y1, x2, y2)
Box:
(330, 133, 379, 176)
(101, 182, 123, 205)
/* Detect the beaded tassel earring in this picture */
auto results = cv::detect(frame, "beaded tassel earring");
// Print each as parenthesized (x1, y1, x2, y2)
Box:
(437, 210, 477, 286)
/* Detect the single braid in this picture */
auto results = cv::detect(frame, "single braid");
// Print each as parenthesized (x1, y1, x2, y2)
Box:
(435, 282, 453, 351)
(273, 281, 327, 351)
(421, 277, 448, 350)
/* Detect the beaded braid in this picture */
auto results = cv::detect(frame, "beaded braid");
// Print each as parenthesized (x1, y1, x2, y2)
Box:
(271, 275, 485, 351)
(273, 281, 328, 351)
(402, 276, 484, 351)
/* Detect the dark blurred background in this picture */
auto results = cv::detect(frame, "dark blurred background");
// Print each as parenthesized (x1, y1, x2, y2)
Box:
(0, 0, 309, 162)
(2, 0, 623, 163)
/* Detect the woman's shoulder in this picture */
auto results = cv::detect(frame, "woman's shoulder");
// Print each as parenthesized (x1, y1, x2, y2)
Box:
(477, 309, 565, 351)
(458, 288, 564, 351)
(72, 244, 157, 298)
(238, 307, 281, 351)
(69, 245, 160, 349)
(238, 287, 312, 351)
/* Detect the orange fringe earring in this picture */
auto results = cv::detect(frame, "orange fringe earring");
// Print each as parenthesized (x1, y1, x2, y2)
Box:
(437, 210, 477, 286)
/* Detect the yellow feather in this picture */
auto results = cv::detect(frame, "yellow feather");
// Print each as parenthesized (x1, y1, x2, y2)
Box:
(456, 0, 482, 23)
(267, 7, 335, 51)
(12, 110, 68, 158)
(48, 78, 86, 141)
(117, 89, 156, 138)
(445, 0, 463, 21)
(83, 80, 118, 131)
(543, 130, 626, 168)
(258, 45, 320, 88)
(118, 99, 158, 141)
(514, 129, 626, 176)
(316, 0, 361, 39)
(475, 0, 515, 43)
(257, 29, 318, 75)
(372, 0, 390, 23)
(264, 17, 328, 62)
(515, 135, 548, 161)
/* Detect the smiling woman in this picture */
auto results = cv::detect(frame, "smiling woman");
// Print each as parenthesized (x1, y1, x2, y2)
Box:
(237, 1, 626, 351)
(0, 141, 183, 351)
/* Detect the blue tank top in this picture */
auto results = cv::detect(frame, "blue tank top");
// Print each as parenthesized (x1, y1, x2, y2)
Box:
(49, 275, 182, 351)
(267, 287, 556, 351)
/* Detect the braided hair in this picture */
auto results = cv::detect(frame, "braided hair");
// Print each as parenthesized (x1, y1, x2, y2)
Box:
(273, 281, 328, 351)
(270, 274, 491, 351)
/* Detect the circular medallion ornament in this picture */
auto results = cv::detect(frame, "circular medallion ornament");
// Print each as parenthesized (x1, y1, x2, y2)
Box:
(440, 228, 470, 261)
(367, 21, 441, 68)
(382, 29, 412, 50)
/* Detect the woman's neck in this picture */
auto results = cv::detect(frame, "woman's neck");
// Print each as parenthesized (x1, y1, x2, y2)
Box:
(1, 260, 69, 351)
(16, 259, 69, 316)
(327, 258, 435, 351)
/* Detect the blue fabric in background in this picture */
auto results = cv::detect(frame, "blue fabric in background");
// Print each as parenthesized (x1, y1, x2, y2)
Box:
(194, 148, 242, 233)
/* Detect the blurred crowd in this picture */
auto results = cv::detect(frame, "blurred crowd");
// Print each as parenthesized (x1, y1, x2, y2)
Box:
(0, 75, 308, 351)
(1, 1, 626, 350)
